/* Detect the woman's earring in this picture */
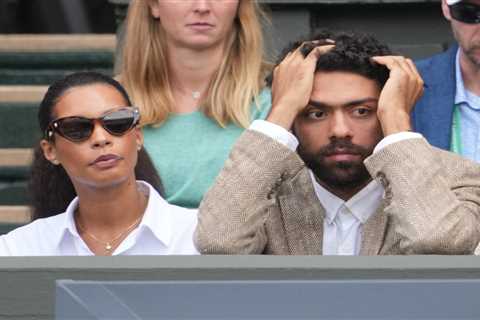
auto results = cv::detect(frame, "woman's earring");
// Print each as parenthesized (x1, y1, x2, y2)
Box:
(51, 159, 60, 165)
(137, 145, 142, 151)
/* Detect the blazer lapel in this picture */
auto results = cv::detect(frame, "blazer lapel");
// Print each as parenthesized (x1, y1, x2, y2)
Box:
(278, 170, 324, 255)
(413, 45, 457, 150)
(360, 202, 387, 255)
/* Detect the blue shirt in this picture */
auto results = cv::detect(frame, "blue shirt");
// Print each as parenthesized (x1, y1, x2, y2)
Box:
(454, 49, 480, 162)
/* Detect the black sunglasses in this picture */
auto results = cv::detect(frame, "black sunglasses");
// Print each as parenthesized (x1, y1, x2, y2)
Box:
(450, 2, 480, 24)
(46, 107, 140, 142)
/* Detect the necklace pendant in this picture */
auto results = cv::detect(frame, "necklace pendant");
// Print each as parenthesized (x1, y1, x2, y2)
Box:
(105, 243, 113, 251)
(192, 91, 201, 100)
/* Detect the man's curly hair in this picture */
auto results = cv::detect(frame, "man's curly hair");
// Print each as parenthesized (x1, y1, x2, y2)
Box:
(272, 29, 393, 88)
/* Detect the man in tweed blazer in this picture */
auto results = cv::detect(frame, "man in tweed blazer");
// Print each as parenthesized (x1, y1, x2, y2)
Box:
(195, 30, 480, 255)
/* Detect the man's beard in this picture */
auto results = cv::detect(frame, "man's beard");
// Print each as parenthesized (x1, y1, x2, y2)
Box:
(297, 138, 374, 190)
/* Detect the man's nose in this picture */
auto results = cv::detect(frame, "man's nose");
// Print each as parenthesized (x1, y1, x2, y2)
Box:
(329, 112, 352, 139)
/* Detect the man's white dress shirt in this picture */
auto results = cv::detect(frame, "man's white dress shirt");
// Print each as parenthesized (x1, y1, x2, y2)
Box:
(250, 120, 422, 255)
(0, 181, 199, 256)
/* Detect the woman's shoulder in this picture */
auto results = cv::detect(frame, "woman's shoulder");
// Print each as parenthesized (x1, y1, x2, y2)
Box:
(4, 213, 67, 238)
(164, 203, 198, 254)
(142, 180, 197, 221)
(143, 183, 198, 254)
(250, 87, 272, 121)
(0, 213, 67, 256)
(168, 203, 198, 223)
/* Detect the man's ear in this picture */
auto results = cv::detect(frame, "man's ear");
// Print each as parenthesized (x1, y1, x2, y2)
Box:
(40, 139, 60, 165)
(442, 0, 452, 21)
(148, 0, 161, 19)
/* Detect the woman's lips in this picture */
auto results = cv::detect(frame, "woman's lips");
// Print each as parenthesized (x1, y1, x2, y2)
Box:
(90, 154, 123, 169)
(187, 23, 214, 31)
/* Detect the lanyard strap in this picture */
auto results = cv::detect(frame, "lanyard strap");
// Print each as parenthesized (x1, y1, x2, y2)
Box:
(451, 104, 463, 155)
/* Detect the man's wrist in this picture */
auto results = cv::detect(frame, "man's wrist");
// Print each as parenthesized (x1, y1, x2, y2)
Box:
(373, 131, 423, 154)
(378, 110, 412, 136)
(266, 106, 299, 130)
(250, 120, 299, 151)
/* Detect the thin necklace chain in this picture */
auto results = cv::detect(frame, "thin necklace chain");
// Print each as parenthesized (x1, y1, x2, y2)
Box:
(174, 85, 203, 100)
(76, 212, 143, 253)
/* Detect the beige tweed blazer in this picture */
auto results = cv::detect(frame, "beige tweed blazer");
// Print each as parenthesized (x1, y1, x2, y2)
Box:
(195, 130, 480, 255)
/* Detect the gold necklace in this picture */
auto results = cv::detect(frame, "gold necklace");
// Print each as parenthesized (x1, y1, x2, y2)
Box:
(76, 214, 143, 253)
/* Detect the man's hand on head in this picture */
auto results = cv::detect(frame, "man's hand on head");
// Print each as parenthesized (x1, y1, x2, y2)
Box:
(267, 40, 335, 130)
(371, 56, 424, 136)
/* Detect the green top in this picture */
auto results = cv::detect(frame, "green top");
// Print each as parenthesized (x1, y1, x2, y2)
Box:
(143, 88, 272, 208)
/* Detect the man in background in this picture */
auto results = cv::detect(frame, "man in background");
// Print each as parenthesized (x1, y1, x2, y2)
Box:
(413, 0, 480, 161)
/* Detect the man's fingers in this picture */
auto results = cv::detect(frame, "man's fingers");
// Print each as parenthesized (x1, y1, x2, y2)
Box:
(405, 58, 425, 87)
(389, 56, 424, 94)
(373, 56, 425, 104)
(372, 56, 416, 77)
(306, 43, 335, 61)
(372, 56, 422, 84)
(371, 55, 405, 71)
(403, 58, 416, 75)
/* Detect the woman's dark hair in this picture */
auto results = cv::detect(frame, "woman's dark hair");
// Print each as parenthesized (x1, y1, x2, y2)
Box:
(268, 29, 393, 88)
(28, 71, 164, 220)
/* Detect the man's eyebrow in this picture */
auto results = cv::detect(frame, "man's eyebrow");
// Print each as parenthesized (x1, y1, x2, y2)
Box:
(307, 100, 329, 108)
(307, 98, 378, 109)
(343, 98, 378, 108)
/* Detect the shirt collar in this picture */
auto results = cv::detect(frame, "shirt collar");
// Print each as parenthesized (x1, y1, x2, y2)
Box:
(310, 171, 343, 224)
(309, 171, 383, 224)
(136, 181, 172, 248)
(51, 196, 81, 251)
(344, 179, 383, 223)
(455, 49, 480, 110)
(52, 181, 172, 252)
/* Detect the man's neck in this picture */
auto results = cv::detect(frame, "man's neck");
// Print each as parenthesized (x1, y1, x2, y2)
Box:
(459, 50, 480, 95)
(316, 177, 373, 201)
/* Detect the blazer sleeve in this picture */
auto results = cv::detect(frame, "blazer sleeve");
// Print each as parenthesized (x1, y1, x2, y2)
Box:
(365, 138, 480, 254)
(195, 130, 304, 254)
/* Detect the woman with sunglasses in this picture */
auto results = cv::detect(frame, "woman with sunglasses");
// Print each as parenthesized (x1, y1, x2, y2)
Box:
(120, 0, 272, 208)
(0, 72, 198, 256)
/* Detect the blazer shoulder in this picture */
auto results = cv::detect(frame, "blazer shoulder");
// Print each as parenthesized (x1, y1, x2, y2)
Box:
(415, 45, 457, 73)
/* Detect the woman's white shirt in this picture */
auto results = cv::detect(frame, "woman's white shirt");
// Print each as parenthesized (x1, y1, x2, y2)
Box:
(0, 181, 199, 256)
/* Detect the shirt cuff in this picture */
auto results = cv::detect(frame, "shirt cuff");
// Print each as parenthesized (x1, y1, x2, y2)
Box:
(250, 120, 299, 151)
(374, 131, 423, 153)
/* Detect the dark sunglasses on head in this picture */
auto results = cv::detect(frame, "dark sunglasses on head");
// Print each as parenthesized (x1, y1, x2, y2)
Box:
(450, 2, 480, 24)
(46, 107, 140, 142)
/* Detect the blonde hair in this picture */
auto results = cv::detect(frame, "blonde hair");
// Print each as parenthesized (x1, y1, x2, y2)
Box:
(120, 0, 271, 127)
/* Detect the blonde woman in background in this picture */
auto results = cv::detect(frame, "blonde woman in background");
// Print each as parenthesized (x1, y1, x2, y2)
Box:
(120, 0, 272, 208)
